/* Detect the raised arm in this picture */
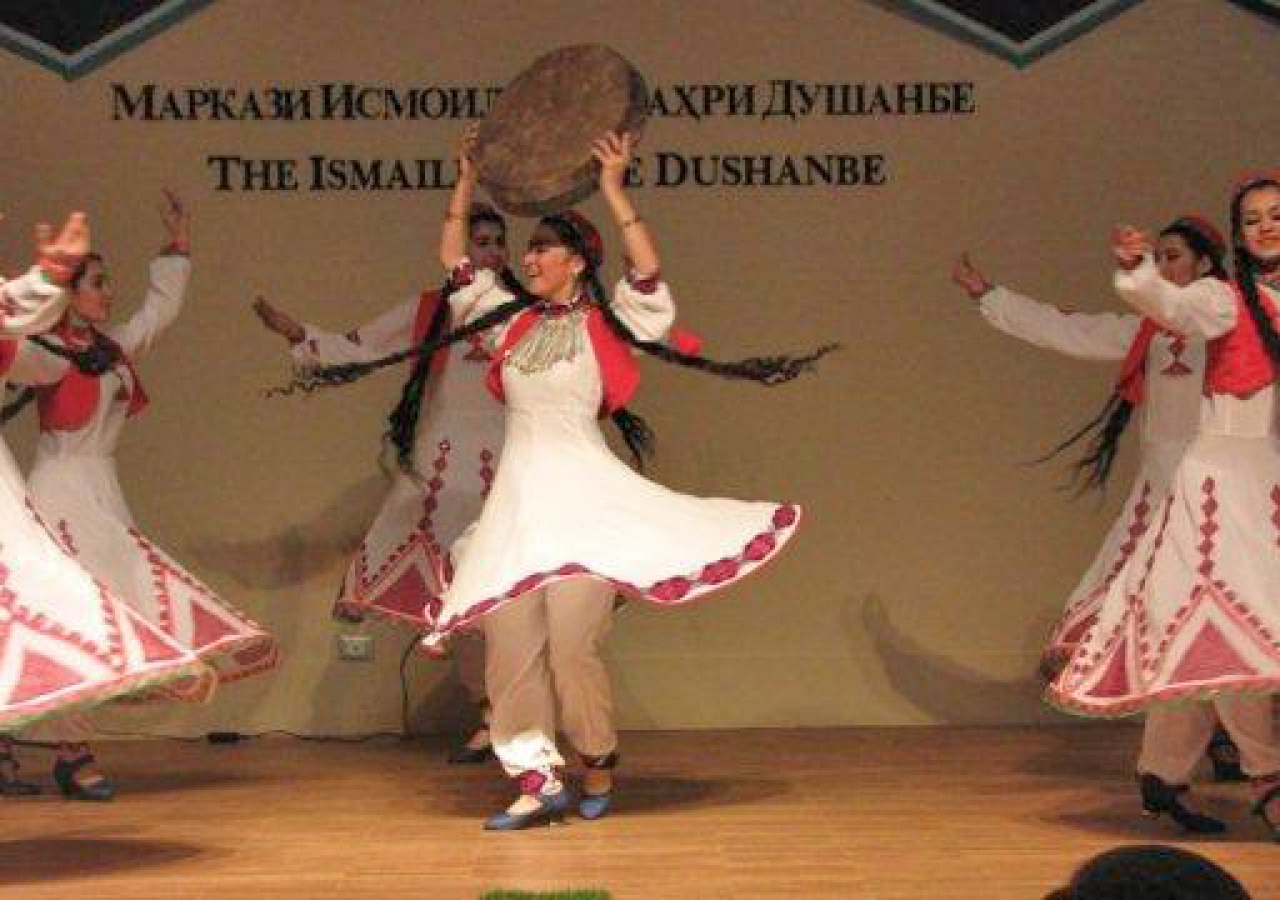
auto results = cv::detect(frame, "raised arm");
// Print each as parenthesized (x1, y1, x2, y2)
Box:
(955, 254, 1140, 361)
(1111, 227, 1236, 339)
(108, 191, 192, 357)
(440, 127, 478, 272)
(593, 132, 657, 278)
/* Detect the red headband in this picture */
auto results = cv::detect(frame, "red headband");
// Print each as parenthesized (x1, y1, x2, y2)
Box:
(1170, 213, 1226, 260)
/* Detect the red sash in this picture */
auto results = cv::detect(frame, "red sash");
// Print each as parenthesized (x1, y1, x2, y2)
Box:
(410, 289, 452, 375)
(1114, 319, 1163, 406)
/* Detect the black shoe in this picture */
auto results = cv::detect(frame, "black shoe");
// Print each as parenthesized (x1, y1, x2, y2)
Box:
(0, 749, 40, 797)
(1138, 772, 1225, 834)
(1253, 783, 1280, 842)
(1208, 730, 1247, 783)
(447, 743, 495, 765)
(53, 755, 115, 802)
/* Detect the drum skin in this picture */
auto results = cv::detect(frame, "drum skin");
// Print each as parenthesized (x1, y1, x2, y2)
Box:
(475, 44, 648, 217)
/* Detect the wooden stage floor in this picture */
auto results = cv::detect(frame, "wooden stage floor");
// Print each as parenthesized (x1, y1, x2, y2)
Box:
(0, 725, 1275, 899)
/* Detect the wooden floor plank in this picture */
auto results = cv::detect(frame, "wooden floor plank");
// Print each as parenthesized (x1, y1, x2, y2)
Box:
(0, 726, 1275, 898)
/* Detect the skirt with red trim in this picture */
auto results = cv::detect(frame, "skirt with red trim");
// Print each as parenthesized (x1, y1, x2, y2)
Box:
(26, 453, 276, 697)
(0, 440, 210, 731)
(424, 410, 801, 644)
(1047, 435, 1280, 717)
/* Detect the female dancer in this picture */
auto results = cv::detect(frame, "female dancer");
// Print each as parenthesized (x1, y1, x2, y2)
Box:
(253, 202, 509, 762)
(1043, 176, 1280, 837)
(5, 193, 276, 798)
(406, 132, 822, 830)
(1, 213, 210, 798)
(953, 217, 1249, 829)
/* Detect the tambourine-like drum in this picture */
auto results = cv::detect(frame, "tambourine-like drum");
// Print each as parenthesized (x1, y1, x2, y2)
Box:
(474, 44, 648, 217)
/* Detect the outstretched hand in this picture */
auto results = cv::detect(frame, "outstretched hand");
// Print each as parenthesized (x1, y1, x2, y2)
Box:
(952, 253, 993, 301)
(36, 212, 90, 285)
(1112, 226, 1150, 271)
(160, 188, 190, 249)
(253, 295, 305, 344)
(592, 131, 635, 193)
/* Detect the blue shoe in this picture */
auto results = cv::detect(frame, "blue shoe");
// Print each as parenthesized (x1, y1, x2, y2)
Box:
(578, 790, 612, 820)
(578, 750, 618, 821)
(484, 788, 570, 831)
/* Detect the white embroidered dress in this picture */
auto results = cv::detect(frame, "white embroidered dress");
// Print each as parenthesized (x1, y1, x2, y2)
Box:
(980, 286, 1204, 671)
(9, 256, 276, 693)
(427, 265, 802, 642)
(293, 292, 504, 624)
(0, 266, 207, 730)
(1028, 262, 1280, 715)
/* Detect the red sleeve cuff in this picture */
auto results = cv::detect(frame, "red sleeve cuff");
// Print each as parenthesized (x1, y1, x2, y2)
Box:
(626, 269, 662, 295)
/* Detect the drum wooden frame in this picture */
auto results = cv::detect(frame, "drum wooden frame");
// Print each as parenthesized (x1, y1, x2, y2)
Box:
(475, 44, 649, 217)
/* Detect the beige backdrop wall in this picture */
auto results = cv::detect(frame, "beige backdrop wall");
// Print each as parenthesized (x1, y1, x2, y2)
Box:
(1, 0, 1275, 736)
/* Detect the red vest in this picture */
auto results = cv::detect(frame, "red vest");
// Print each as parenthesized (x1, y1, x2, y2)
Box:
(0, 340, 15, 379)
(36, 325, 149, 432)
(485, 307, 704, 416)
(1205, 284, 1280, 398)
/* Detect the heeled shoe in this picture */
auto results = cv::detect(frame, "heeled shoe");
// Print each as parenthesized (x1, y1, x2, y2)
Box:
(579, 751, 618, 821)
(1207, 730, 1247, 783)
(0, 749, 41, 797)
(1253, 783, 1280, 842)
(1138, 772, 1225, 834)
(53, 755, 115, 802)
(484, 788, 570, 831)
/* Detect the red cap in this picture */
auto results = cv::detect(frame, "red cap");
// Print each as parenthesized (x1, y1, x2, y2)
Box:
(1171, 213, 1226, 260)
(1233, 169, 1280, 202)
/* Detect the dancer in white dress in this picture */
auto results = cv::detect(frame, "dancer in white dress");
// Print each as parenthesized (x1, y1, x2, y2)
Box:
(0, 213, 211, 799)
(254, 203, 509, 763)
(370, 131, 826, 830)
(5, 194, 275, 799)
(954, 215, 1252, 832)
(1034, 176, 1280, 838)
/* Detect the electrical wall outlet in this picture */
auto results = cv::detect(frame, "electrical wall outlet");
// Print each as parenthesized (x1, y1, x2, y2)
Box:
(337, 634, 374, 661)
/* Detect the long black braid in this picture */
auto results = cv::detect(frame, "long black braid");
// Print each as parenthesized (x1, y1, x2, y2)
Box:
(1231, 178, 1280, 372)
(1039, 217, 1227, 493)
(277, 211, 836, 472)
(1, 333, 124, 424)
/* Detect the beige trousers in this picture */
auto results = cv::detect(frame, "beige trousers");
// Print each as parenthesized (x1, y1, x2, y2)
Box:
(483, 577, 616, 780)
(1139, 695, 1280, 783)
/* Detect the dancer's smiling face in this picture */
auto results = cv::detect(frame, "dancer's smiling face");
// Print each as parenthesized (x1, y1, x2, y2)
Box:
(522, 223, 584, 304)
(1240, 184, 1280, 267)
(70, 256, 113, 324)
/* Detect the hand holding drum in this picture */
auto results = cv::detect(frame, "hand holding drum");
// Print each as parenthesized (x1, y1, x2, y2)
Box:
(472, 44, 648, 217)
